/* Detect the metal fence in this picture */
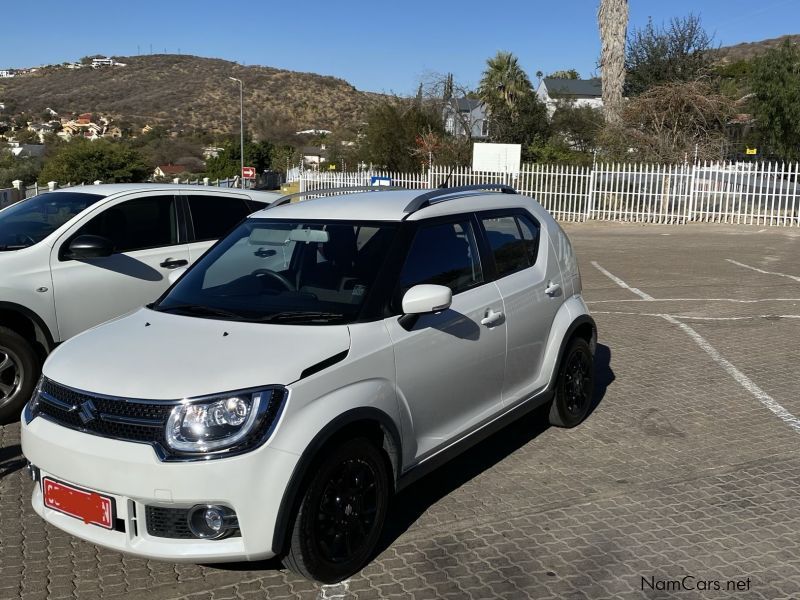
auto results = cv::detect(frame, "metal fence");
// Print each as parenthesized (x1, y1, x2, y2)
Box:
(299, 162, 800, 226)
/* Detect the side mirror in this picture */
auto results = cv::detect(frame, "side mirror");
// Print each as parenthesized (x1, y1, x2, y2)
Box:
(67, 235, 114, 259)
(402, 284, 452, 315)
(168, 266, 188, 285)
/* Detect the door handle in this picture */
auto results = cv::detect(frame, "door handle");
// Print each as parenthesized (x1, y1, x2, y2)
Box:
(160, 258, 188, 269)
(481, 308, 504, 326)
(545, 281, 561, 297)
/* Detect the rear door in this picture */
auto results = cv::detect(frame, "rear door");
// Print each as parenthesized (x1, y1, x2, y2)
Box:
(478, 210, 562, 404)
(384, 217, 507, 462)
(183, 192, 265, 261)
(50, 192, 190, 340)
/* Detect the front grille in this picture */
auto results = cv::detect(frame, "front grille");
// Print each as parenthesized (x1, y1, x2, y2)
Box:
(145, 506, 193, 539)
(36, 378, 172, 445)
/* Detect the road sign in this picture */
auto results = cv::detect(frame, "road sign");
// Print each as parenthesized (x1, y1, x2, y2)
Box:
(746, 148, 758, 156)
(370, 176, 392, 186)
(472, 143, 521, 174)
(242, 166, 256, 179)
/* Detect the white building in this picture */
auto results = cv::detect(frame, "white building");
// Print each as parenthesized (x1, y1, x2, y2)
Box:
(536, 78, 604, 117)
(0, 70, 15, 78)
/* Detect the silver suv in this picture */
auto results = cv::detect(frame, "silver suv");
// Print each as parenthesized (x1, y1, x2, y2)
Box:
(0, 184, 279, 422)
(22, 184, 596, 583)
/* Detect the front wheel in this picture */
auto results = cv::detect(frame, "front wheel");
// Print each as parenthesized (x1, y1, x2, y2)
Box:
(549, 337, 594, 428)
(283, 437, 390, 583)
(0, 326, 41, 425)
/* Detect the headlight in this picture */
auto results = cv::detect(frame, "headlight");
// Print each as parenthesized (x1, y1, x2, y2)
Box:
(25, 377, 44, 422)
(165, 388, 285, 454)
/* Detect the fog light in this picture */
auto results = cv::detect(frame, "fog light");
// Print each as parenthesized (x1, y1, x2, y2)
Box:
(187, 505, 238, 539)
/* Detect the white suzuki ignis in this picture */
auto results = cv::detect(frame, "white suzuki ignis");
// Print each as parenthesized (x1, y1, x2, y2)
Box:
(22, 184, 596, 583)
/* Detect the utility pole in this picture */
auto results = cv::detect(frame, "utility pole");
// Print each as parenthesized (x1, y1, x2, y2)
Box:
(229, 77, 244, 189)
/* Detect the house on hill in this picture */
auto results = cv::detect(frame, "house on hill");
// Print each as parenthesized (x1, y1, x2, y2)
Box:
(536, 78, 604, 116)
(443, 98, 489, 140)
(153, 164, 187, 178)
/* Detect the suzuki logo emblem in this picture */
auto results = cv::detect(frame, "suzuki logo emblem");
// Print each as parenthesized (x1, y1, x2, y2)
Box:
(77, 400, 98, 424)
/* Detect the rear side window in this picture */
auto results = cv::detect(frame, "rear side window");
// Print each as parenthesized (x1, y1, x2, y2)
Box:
(399, 220, 483, 295)
(187, 195, 251, 242)
(480, 212, 541, 277)
(73, 195, 178, 253)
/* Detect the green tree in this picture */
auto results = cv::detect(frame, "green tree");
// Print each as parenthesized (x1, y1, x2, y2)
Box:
(360, 100, 443, 171)
(750, 40, 800, 161)
(478, 51, 533, 113)
(38, 139, 150, 184)
(0, 150, 42, 187)
(487, 93, 550, 160)
(598, 0, 629, 124)
(547, 69, 581, 80)
(625, 14, 715, 96)
(550, 103, 604, 154)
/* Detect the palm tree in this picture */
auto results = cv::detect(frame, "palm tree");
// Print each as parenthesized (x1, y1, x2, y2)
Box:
(598, 0, 629, 124)
(478, 51, 532, 113)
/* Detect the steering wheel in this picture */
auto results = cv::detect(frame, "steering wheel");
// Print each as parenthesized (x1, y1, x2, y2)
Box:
(253, 269, 295, 292)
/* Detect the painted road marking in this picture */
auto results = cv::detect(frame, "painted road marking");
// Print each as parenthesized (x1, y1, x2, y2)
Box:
(593, 311, 800, 321)
(591, 261, 654, 300)
(587, 298, 800, 304)
(727, 259, 800, 283)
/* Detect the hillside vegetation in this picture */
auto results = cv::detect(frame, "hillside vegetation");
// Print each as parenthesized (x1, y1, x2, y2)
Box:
(0, 54, 381, 134)
(713, 34, 800, 64)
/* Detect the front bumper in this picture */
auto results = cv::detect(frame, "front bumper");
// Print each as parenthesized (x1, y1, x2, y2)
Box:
(21, 415, 299, 562)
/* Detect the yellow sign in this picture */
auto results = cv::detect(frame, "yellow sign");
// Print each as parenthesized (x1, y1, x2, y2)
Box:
(746, 148, 758, 155)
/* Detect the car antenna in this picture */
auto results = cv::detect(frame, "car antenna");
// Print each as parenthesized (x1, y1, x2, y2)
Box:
(437, 165, 455, 189)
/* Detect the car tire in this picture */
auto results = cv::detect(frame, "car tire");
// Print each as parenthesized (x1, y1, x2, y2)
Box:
(549, 337, 594, 428)
(283, 437, 390, 583)
(0, 326, 40, 425)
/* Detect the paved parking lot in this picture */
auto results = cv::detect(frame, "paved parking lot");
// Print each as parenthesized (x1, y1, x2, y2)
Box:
(2, 223, 799, 600)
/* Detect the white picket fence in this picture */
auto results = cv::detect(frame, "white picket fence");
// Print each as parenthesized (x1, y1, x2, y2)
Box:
(299, 162, 800, 226)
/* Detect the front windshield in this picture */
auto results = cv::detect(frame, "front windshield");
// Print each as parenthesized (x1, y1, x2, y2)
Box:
(0, 191, 105, 250)
(154, 219, 398, 324)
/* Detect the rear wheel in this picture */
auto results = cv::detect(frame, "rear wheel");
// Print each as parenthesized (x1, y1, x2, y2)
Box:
(549, 337, 594, 428)
(0, 326, 40, 424)
(283, 437, 390, 583)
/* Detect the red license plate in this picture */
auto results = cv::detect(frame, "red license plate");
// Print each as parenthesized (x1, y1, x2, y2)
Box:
(42, 477, 115, 530)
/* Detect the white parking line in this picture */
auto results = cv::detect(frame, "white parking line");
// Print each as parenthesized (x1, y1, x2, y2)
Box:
(317, 580, 351, 599)
(593, 311, 800, 321)
(587, 298, 800, 304)
(590, 261, 655, 300)
(661, 315, 800, 434)
(726, 259, 800, 283)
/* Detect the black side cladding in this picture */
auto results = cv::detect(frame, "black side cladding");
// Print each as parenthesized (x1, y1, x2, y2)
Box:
(299, 350, 349, 380)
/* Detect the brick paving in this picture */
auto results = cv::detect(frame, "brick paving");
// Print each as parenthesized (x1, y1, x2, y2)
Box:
(2, 223, 799, 599)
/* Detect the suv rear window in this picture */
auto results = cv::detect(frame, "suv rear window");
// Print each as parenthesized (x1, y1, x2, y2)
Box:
(187, 195, 252, 242)
(480, 212, 541, 277)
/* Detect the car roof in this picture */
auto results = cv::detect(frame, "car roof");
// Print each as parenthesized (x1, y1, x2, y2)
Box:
(48, 183, 281, 199)
(251, 188, 540, 222)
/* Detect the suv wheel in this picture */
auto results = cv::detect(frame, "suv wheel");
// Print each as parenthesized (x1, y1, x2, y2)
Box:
(549, 337, 594, 428)
(283, 437, 390, 583)
(0, 326, 40, 424)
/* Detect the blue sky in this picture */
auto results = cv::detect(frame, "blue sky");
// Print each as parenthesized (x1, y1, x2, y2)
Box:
(3, 0, 797, 93)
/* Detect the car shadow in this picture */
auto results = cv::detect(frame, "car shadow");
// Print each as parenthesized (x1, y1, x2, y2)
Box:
(79, 254, 163, 282)
(209, 342, 615, 574)
(0, 443, 26, 479)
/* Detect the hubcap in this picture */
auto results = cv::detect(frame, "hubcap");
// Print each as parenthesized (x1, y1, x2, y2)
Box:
(314, 458, 379, 564)
(564, 350, 591, 416)
(0, 346, 24, 409)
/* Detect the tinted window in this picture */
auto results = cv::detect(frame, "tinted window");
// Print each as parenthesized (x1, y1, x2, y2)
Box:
(481, 215, 528, 277)
(187, 195, 251, 242)
(516, 214, 540, 265)
(73, 195, 177, 253)
(399, 220, 483, 295)
(0, 192, 104, 249)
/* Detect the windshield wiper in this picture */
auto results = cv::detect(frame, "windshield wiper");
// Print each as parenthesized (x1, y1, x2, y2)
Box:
(0, 244, 28, 251)
(153, 304, 245, 320)
(256, 311, 347, 323)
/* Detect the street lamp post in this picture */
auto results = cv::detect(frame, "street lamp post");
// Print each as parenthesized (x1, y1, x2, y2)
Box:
(229, 77, 244, 189)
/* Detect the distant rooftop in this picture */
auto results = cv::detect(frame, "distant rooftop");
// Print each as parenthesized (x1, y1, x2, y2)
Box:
(542, 78, 602, 98)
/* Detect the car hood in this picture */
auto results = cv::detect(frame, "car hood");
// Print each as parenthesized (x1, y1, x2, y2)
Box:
(42, 308, 351, 399)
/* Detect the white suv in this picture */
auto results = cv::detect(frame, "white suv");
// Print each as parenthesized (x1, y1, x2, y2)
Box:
(21, 184, 596, 583)
(0, 184, 279, 422)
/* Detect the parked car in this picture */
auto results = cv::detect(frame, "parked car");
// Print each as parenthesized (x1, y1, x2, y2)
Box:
(0, 184, 280, 422)
(21, 184, 596, 583)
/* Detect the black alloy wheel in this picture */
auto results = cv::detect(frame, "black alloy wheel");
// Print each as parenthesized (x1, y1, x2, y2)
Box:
(549, 337, 594, 428)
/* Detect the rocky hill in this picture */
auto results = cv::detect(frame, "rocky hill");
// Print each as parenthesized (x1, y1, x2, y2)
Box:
(0, 54, 382, 135)
(714, 34, 800, 64)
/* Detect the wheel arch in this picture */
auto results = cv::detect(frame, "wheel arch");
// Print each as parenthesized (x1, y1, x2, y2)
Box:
(270, 406, 402, 555)
(547, 314, 597, 393)
(0, 301, 56, 359)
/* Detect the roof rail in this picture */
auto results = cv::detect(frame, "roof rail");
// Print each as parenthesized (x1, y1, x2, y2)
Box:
(267, 185, 407, 209)
(402, 183, 517, 217)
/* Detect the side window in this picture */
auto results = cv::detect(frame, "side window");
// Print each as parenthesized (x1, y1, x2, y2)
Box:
(516, 214, 541, 266)
(399, 220, 483, 296)
(187, 195, 251, 242)
(481, 215, 528, 277)
(73, 195, 177, 253)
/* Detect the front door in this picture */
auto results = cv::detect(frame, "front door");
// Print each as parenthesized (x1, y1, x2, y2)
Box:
(50, 193, 190, 340)
(384, 217, 506, 463)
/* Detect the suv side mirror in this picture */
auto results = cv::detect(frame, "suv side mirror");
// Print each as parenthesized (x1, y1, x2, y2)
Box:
(67, 235, 114, 259)
(402, 284, 452, 315)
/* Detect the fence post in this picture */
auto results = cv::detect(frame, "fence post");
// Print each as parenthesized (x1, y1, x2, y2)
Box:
(48, 181, 58, 191)
(686, 163, 697, 223)
(426, 165, 433, 188)
(585, 165, 596, 221)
